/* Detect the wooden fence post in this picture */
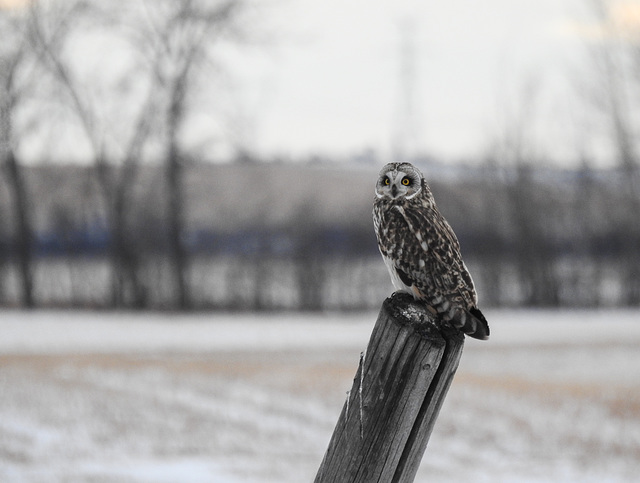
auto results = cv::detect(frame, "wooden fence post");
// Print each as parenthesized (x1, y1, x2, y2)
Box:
(315, 292, 465, 483)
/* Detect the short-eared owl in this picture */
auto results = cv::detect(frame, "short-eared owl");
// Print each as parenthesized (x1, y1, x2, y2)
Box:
(373, 162, 489, 340)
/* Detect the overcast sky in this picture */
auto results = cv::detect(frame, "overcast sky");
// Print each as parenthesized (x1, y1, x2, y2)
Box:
(233, 0, 633, 166)
(3, 0, 638, 167)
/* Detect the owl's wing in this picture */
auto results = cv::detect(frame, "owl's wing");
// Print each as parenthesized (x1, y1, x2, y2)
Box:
(387, 203, 477, 308)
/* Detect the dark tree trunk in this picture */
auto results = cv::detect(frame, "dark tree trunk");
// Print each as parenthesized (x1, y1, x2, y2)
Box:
(5, 150, 34, 308)
(112, 195, 147, 309)
(165, 87, 189, 310)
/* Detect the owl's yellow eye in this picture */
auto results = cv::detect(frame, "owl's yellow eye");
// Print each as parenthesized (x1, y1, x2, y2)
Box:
(402, 177, 410, 186)
(384, 177, 390, 185)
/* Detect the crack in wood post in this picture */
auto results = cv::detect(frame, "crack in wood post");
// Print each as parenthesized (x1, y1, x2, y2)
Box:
(345, 390, 350, 424)
(358, 350, 365, 440)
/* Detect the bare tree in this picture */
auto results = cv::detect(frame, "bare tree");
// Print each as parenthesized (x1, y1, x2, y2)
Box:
(11, 0, 258, 310)
(581, 0, 640, 305)
(571, 156, 606, 305)
(488, 78, 562, 306)
(289, 203, 327, 311)
(126, 0, 248, 309)
(29, 0, 159, 308)
(474, 154, 509, 307)
(0, 8, 38, 308)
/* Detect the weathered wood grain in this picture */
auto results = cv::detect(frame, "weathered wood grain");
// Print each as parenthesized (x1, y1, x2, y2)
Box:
(315, 292, 465, 483)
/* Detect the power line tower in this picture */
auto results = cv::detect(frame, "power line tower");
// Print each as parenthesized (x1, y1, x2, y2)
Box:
(392, 19, 422, 164)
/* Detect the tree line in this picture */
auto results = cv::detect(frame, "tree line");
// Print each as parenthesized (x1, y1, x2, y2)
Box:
(0, 160, 638, 310)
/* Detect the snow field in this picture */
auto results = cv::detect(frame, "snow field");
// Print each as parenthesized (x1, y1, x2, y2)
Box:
(0, 309, 639, 482)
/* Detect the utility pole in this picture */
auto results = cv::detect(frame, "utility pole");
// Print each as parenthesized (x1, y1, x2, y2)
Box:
(392, 19, 421, 164)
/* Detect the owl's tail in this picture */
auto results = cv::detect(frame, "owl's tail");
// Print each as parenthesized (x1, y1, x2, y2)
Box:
(426, 294, 490, 340)
(453, 306, 490, 340)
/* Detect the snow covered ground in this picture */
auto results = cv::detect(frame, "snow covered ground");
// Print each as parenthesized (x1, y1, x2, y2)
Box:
(1, 309, 640, 482)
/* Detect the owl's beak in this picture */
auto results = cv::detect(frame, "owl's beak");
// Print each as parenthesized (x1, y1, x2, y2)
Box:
(391, 185, 398, 198)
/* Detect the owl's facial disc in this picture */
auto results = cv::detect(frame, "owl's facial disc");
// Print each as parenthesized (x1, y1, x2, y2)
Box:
(377, 169, 421, 200)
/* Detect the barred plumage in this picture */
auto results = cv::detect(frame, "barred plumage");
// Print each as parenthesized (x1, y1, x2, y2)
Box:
(373, 162, 489, 340)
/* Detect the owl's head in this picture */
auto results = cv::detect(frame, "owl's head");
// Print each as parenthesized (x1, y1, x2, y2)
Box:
(375, 162, 424, 200)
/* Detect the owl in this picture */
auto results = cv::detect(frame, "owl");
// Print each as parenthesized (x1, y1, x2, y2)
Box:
(373, 162, 489, 340)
